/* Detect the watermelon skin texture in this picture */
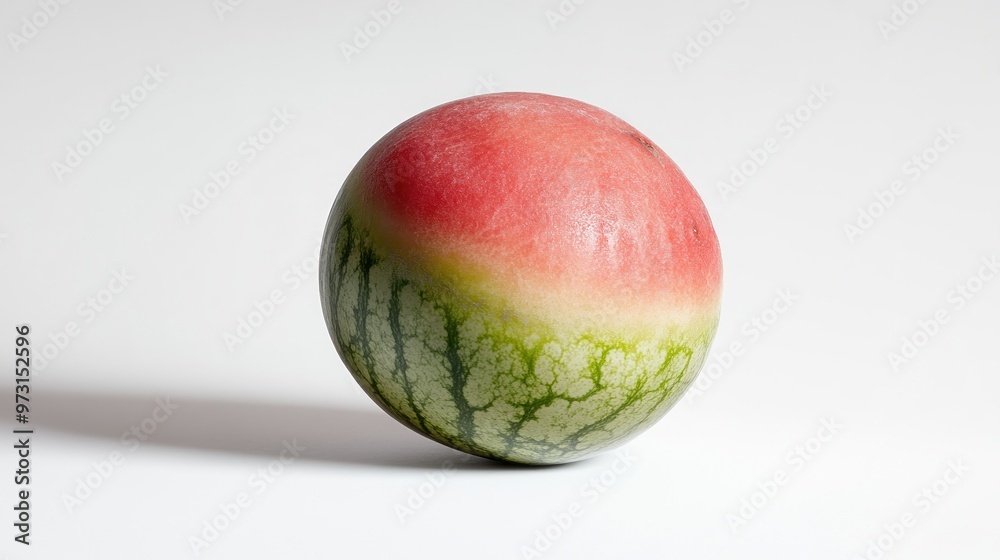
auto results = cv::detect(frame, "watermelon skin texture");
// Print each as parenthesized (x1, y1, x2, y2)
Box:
(320, 93, 721, 465)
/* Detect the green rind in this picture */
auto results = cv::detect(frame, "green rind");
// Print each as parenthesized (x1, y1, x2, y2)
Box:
(320, 197, 719, 465)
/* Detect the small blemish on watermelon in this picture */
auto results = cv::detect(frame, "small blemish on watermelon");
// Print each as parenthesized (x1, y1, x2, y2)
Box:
(625, 130, 663, 167)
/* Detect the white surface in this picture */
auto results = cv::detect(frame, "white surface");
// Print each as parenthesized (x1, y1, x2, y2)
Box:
(1, 0, 999, 558)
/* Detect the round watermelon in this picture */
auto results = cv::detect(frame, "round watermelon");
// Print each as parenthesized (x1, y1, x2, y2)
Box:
(320, 93, 722, 465)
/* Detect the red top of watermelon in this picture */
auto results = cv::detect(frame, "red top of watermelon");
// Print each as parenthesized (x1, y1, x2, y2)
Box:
(355, 93, 722, 325)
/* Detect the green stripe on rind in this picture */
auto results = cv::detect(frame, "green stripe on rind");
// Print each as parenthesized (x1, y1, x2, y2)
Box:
(320, 196, 719, 465)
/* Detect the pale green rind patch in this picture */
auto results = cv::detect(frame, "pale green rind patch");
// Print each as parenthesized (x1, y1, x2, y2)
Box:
(320, 201, 719, 465)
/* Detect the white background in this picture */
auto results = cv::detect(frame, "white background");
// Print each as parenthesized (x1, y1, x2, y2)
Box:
(1, 0, 999, 558)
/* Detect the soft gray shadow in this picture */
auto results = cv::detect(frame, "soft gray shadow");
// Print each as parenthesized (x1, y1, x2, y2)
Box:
(16, 390, 567, 471)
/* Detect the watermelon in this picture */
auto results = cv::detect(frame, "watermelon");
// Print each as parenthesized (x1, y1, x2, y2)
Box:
(320, 93, 722, 465)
